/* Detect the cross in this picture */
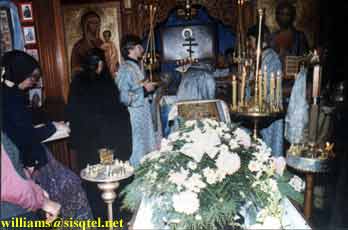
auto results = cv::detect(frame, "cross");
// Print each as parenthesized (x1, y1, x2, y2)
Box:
(182, 36, 198, 58)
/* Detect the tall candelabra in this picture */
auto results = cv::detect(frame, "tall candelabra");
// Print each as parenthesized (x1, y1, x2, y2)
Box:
(230, 8, 283, 139)
(233, 0, 249, 75)
(142, 2, 160, 82)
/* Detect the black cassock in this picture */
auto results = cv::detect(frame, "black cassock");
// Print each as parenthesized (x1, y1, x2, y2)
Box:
(66, 70, 132, 169)
(66, 70, 133, 219)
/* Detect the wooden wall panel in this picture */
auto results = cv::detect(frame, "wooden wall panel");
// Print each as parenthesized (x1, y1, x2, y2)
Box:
(32, 0, 69, 121)
(32, 0, 71, 168)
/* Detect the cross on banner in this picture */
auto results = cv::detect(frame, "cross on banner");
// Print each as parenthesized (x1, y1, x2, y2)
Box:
(182, 37, 198, 58)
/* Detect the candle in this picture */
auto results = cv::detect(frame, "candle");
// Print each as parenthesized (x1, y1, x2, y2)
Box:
(258, 70, 263, 109)
(312, 65, 321, 98)
(263, 66, 267, 103)
(254, 9, 263, 87)
(270, 73, 275, 111)
(240, 66, 246, 106)
(276, 71, 282, 110)
(232, 75, 237, 110)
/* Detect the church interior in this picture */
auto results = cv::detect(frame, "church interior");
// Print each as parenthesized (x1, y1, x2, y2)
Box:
(1, 0, 348, 229)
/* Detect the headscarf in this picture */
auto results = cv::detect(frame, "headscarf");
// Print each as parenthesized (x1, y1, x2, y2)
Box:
(1, 50, 39, 87)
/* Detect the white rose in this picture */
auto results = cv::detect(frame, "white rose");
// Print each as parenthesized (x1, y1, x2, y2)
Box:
(216, 151, 241, 175)
(172, 191, 200, 215)
(289, 175, 305, 192)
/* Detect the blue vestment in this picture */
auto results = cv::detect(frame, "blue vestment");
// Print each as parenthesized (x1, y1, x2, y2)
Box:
(285, 69, 308, 144)
(116, 60, 157, 167)
(259, 48, 284, 156)
(176, 63, 216, 101)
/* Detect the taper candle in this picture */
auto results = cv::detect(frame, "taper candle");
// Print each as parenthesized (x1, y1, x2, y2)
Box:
(263, 66, 267, 102)
(232, 75, 237, 110)
(276, 71, 282, 110)
(240, 66, 246, 106)
(312, 65, 321, 98)
(270, 72, 275, 110)
(258, 70, 263, 109)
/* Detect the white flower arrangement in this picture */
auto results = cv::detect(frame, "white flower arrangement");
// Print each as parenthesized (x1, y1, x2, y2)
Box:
(172, 191, 200, 215)
(289, 175, 306, 192)
(123, 119, 304, 230)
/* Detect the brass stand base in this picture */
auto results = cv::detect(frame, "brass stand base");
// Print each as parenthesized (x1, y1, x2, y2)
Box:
(97, 182, 120, 230)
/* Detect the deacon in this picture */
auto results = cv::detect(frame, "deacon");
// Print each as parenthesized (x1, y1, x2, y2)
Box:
(116, 35, 157, 167)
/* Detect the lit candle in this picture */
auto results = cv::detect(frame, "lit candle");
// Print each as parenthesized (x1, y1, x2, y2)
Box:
(270, 72, 275, 110)
(276, 71, 282, 110)
(312, 64, 321, 98)
(232, 75, 237, 110)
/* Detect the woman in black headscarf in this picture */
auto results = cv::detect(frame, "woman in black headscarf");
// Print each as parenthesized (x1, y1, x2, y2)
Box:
(66, 48, 132, 219)
(1, 50, 93, 220)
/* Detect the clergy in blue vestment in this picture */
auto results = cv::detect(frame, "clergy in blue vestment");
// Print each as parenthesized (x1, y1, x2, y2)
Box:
(176, 62, 216, 101)
(247, 25, 284, 156)
(176, 62, 230, 101)
(116, 35, 157, 167)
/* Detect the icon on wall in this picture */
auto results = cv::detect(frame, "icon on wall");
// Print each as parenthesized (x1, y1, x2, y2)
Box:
(29, 88, 42, 108)
(23, 26, 36, 44)
(19, 3, 34, 22)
